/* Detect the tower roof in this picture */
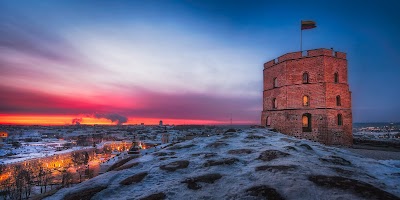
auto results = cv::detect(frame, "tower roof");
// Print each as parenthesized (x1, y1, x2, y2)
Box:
(264, 48, 346, 69)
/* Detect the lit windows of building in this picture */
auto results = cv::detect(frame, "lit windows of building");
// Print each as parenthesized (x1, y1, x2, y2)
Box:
(303, 95, 310, 106)
(302, 113, 312, 132)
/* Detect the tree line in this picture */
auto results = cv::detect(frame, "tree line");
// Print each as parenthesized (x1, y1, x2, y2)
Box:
(0, 150, 95, 200)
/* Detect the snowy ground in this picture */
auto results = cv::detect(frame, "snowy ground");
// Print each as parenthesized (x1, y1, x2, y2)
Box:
(0, 146, 94, 165)
(45, 129, 400, 200)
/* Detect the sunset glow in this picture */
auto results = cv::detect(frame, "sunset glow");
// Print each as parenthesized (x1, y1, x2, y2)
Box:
(0, 115, 112, 125)
(0, 1, 399, 124)
(0, 114, 255, 126)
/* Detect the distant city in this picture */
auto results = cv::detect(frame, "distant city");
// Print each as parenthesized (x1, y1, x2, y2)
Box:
(353, 122, 400, 139)
(0, 123, 238, 198)
(0, 122, 399, 199)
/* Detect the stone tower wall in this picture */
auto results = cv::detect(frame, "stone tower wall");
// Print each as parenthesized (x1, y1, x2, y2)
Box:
(261, 48, 353, 146)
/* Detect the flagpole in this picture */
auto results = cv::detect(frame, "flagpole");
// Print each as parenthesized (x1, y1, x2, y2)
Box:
(300, 20, 303, 52)
(300, 20, 317, 52)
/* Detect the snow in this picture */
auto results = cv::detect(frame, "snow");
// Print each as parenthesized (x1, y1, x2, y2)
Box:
(0, 146, 93, 165)
(45, 129, 400, 200)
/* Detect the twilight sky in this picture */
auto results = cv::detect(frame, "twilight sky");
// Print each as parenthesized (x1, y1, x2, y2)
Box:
(0, 0, 399, 125)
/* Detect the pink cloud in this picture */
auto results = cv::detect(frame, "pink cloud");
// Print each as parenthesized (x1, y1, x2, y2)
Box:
(0, 85, 260, 123)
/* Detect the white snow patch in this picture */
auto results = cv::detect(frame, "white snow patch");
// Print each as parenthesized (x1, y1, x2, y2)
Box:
(44, 129, 400, 200)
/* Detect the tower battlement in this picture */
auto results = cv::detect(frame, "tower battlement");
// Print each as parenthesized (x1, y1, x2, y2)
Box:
(261, 48, 353, 146)
(264, 48, 347, 69)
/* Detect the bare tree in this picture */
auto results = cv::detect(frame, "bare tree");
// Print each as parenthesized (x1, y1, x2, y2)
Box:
(25, 161, 40, 198)
(14, 165, 29, 200)
(42, 169, 52, 193)
(83, 152, 89, 165)
(0, 166, 13, 200)
(38, 165, 45, 194)
(0, 164, 7, 198)
(61, 170, 73, 188)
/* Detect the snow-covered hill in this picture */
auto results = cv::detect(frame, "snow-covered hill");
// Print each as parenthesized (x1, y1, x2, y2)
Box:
(45, 129, 400, 200)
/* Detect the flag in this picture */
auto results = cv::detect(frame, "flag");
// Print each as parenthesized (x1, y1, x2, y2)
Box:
(301, 20, 316, 30)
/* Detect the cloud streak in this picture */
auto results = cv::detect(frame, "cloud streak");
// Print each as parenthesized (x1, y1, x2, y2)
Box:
(0, 10, 82, 67)
(0, 14, 264, 124)
(0, 85, 260, 123)
(93, 113, 128, 125)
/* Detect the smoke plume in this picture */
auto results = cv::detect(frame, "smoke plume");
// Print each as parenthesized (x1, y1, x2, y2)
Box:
(93, 113, 128, 125)
(72, 118, 82, 125)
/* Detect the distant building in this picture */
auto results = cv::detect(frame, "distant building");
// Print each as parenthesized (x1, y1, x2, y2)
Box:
(0, 131, 8, 145)
(159, 120, 163, 126)
(261, 48, 353, 146)
(0, 132, 8, 138)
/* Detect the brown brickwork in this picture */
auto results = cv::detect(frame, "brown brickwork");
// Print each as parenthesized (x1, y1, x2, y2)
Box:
(261, 48, 353, 146)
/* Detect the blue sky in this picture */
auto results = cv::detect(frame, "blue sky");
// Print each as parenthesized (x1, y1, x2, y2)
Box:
(0, 0, 399, 124)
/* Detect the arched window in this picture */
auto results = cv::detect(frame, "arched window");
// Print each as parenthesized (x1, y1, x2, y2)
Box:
(302, 113, 312, 132)
(273, 77, 278, 88)
(302, 72, 309, 83)
(336, 95, 341, 106)
(272, 98, 277, 109)
(303, 95, 310, 106)
(334, 72, 339, 83)
(337, 114, 343, 126)
(266, 117, 271, 126)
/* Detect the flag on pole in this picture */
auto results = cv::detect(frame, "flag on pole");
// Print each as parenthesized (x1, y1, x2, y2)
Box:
(301, 20, 316, 30)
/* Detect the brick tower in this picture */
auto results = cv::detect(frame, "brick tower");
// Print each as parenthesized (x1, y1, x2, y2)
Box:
(261, 48, 352, 146)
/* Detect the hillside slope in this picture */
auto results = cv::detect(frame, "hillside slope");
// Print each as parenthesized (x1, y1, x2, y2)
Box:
(46, 129, 400, 200)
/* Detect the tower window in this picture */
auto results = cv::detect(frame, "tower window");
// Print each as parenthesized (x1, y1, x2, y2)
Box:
(334, 72, 339, 83)
(336, 95, 341, 106)
(303, 95, 310, 106)
(266, 116, 271, 126)
(273, 77, 278, 88)
(272, 98, 277, 109)
(337, 114, 343, 126)
(302, 72, 309, 83)
(302, 113, 312, 132)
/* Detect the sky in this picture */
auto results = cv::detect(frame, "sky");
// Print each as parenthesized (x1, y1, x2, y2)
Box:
(0, 0, 399, 125)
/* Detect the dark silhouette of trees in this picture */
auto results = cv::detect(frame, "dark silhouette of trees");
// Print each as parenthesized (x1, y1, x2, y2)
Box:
(14, 165, 32, 199)
(37, 165, 52, 194)
(71, 151, 89, 166)
(61, 170, 73, 187)
(0, 164, 11, 199)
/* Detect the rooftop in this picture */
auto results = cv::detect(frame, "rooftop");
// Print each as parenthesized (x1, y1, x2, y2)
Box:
(264, 48, 347, 69)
